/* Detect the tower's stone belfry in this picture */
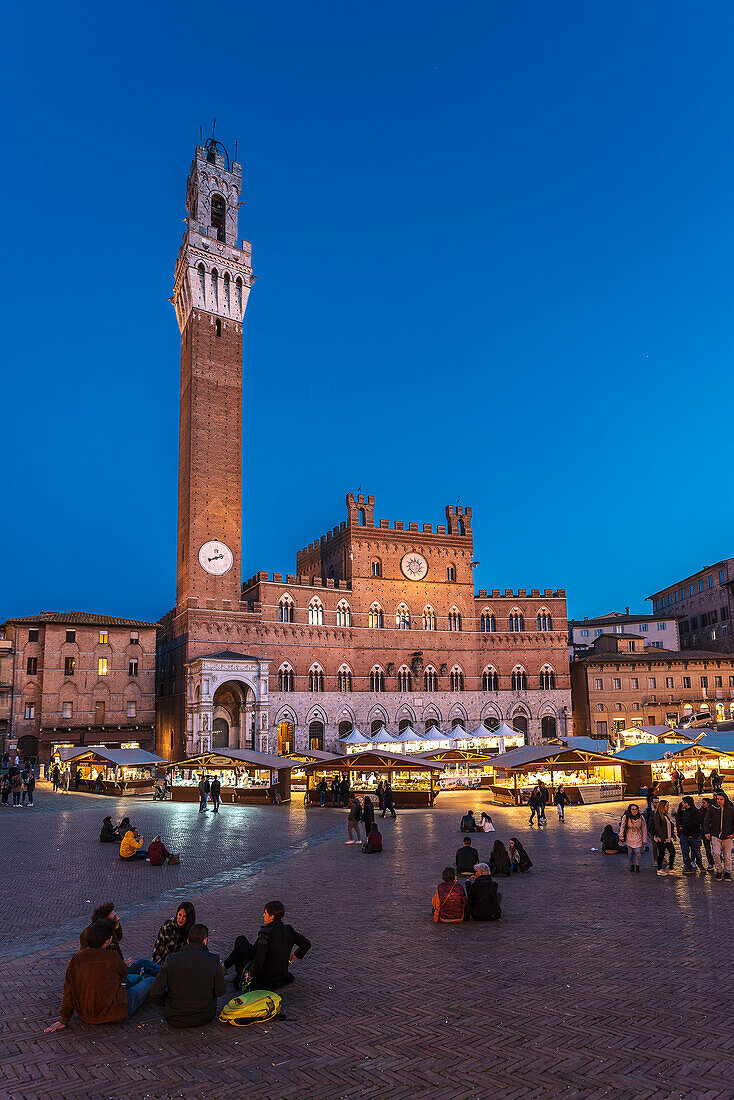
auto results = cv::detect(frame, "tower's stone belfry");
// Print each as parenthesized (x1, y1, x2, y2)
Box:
(172, 138, 254, 610)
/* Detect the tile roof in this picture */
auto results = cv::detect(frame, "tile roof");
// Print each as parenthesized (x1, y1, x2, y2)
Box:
(577, 649, 728, 665)
(2, 611, 156, 628)
(569, 612, 680, 626)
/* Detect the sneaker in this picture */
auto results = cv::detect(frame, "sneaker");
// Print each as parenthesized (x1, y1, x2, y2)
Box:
(656, 869, 667, 876)
(629, 866, 635, 873)
(715, 873, 723, 881)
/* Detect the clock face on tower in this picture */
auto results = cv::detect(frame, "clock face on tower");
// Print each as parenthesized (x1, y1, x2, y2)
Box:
(198, 540, 234, 576)
(400, 552, 429, 581)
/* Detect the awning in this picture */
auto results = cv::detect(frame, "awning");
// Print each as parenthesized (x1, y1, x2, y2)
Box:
(302, 750, 445, 773)
(169, 749, 295, 771)
(56, 746, 165, 767)
(369, 727, 398, 744)
(613, 742, 728, 764)
(339, 728, 372, 745)
(490, 745, 617, 772)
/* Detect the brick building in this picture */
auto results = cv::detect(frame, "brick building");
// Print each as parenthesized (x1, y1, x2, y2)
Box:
(648, 559, 734, 653)
(568, 609, 680, 659)
(156, 138, 571, 759)
(571, 633, 734, 739)
(0, 612, 157, 761)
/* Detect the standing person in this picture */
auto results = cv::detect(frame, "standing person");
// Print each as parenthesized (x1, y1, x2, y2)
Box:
(346, 795, 362, 844)
(670, 768, 680, 796)
(52, 763, 61, 792)
(210, 776, 221, 814)
(676, 796, 705, 874)
(197, 775, 209, 813)
(703, 790, 734, 882)
(652, 799, 677, 876)
(538, 781, 549, 823)
(152, 902, 197, 965)
(1, 773, 10, 805)
(528, 786, 543, 827)
(700, 798, 715, 872)
(619, 804, 648, 873)
(11, 771, 23, 807)
(376, 780, 385, 814)
(330, 776, 340, 807)
(73, 766, 81, 791)
(554, 786, 569, 821)
(318, 778, 328, 807)
(150, 923, 225, 1028)
(339, 775, 350, 808)
(695, 766, 705, 796)
(643, 796, 659, 864)
(709, 768, 722, 792)
(362, 795, 375, 836)
(382, 780, 396, 820)
(645, 781, 658, 809)
(24, 769, 35, 807)
(62, 768, 71, 794)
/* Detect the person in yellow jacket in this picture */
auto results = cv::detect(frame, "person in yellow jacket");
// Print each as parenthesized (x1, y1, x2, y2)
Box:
(120, 828, 148, 862)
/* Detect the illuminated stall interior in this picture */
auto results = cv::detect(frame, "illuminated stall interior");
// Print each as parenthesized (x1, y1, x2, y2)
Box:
(285, 748, 341, 790)
(615, 725, 682, 748)
(342, 721, 526, 757)
(488, 745, 624, 805)
(168, 748, 294, 804)
(416, 748, 498, 789)
(54, 746, 165, 794)
(614, 742, 734, 796)
(303, 750, 444, 808)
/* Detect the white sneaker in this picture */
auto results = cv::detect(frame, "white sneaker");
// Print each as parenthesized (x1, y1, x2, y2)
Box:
(656, 869, 667, 876)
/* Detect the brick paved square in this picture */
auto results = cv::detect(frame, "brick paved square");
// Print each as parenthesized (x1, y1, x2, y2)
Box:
(0, 786, 731, 1100)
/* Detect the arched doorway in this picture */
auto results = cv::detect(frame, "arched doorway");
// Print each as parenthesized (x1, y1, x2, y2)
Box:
(309, 720, 324, 750)
(513, 715, 528, 740)
(212, 718, 229, 748)
(541, 716, 557, 741)
(398, 718, 412, 733)
(278, 721, 294, 754)
(451, 718, 465, 731)
(17, 734, 39, 761)
(371, 719, 385, 734)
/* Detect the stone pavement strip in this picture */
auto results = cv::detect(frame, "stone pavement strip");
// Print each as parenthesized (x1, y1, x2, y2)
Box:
(0, 788, 731, 1100)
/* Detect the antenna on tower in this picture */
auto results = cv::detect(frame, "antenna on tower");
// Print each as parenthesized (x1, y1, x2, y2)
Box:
(212, 117, 217, 138)
(200, 125, 203, 144)
(234, 140, 238, 162)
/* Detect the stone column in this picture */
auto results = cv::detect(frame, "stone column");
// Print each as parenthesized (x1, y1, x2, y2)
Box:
(199, 703, 213, 753)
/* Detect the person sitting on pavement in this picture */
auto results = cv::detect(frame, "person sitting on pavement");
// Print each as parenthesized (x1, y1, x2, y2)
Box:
(600, 824, 623, 855)
(466, 863, 502, 921)
(44, 919, 156, 1033)
(99, 816, 120, 843)
(119, 827, 148, 861)
(479, 812, 494, 832)
(460, 810, 477, 832)
(117, 816, 133, 837)
(509, 837, 533, 873)
(362, 823, 383, 853)
(432, 867, 467, 923)
(153, 902, 197, 965)
(80, 902, 124, 959)
(224, 900, 311, 991)
(150, 923, 225, 1028)
(489, 839, 512, 876)
(147, 835, 172, 866)
(456, 836, 479, 875)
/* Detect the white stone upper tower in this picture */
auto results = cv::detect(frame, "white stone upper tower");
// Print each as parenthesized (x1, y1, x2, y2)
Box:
(172, 137, 255, 332)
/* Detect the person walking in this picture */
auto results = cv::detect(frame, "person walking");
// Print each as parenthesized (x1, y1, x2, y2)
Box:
(699, 797, 716, 872)
(703, 790, 734, 882)
(362, 795, 375, 836)
(330, 776, 340, 807)
(676, 796, 705, 874)
(318, 778, 328, 807)
(52, 763, 61, 792)
(554, 786, 569, 821)
(695, 766, 705, 796)
(62, 768, 71, 794)
(346, 795, 362, 844)
(652, 799, 677, 876)
(376, 780, 385, 814)
(381, 780, 396, 819)
(210, 777, 221, 814)
(24, 769, 35, 807)
(619, 804, 648, 873)
(197, 775, 209, 813)
(538, 781, 549, 823)
(528, 786, 543, 827)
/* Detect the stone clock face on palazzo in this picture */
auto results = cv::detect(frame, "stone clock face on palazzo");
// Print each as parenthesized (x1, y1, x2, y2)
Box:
(400, 552, 428, 581)
(198, 540, 234, 575)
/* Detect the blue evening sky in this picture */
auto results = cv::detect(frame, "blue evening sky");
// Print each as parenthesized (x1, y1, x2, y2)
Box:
(2, 1, 733, 625)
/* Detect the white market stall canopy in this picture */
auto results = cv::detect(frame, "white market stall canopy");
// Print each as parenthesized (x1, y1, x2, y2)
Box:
(56, 746, 165, 767)
(369, 727, 397, 744)
(339, 728, 372, 745)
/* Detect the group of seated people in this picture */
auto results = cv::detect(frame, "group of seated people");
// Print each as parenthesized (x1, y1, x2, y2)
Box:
(432, 827, 534, 924)
(459, 809, 494, 833)
(99, 816, 180, 866)
(44, 899, 311, 1033)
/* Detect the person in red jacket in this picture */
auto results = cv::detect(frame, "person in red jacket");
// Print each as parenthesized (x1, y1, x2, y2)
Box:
(147, 836, 171, 866)
(362, 823, 382, 853)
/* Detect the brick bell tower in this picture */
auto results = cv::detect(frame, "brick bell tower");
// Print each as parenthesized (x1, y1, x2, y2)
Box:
(172, 137, 254, 610)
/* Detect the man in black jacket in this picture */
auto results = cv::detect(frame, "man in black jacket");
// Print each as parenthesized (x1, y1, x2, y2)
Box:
(226, 901, 311, 991)
(456, 836, 479, 875)
(703, 791, 734, 881)
(150, 924, 225, 1027)
(210, 777, 221, 813)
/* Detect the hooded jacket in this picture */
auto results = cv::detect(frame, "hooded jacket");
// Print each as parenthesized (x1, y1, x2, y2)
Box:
(703, 800, 734, 839)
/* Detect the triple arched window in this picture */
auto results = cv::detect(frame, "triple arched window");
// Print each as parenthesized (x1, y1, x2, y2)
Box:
(370, 667, 385, 692)
(278, 664, 295, 692)
(397, 667, 412, 692)
(337, 665, 353, 692)
(308, 598, 324, 626)
(395, 603, 411, 630)
(480, 610, 496, 633)
(424, 666, 439, 692)
(511, 666, 528, 691)
(537, 609, 553, 631)
(450, 666, 465, 692)
(539, 665, 556, 690)
(336, 600, 351, 627)
(422, 606, 436, 631)
(309, 665, 325, 692)
(448, 607, 462, 631)
(278, 595, 294, 623)
(509, 609, 525, 632)
(482, 667, 499, 692)
(368, 603, 384, 629)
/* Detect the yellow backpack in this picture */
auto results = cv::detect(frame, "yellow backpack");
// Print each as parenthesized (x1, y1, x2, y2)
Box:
(219, 990, 283, 1026)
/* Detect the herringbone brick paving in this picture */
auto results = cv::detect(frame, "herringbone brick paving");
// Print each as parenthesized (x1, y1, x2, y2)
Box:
(0, 787, 731, 1100)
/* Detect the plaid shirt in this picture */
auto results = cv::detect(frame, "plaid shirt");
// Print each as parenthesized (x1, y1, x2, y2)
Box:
(152, 919, 183, 964)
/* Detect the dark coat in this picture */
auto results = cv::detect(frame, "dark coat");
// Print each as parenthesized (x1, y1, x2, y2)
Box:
(456, 845, 479, 874)
(210, 779, 221, 798)
(248, 920, 311, 990)
(150, 943, 225, 1028)
(362, 800, 375, 831)
(99, 820, 119, 843)
(703, 801, 734, 839)
(676, 806, 702, 839)
(383, 783, 394, 807)
(466, 876, 502, 921)
(60, 948, 128, 1025)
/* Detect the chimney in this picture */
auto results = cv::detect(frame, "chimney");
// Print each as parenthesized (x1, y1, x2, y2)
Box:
(625, 607, 630, 615)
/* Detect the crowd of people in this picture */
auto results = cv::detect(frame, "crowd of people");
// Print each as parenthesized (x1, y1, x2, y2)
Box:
(602, 790, 734, 879)
(99, 815, 181, 866)
(44, 899, 311, 1033)
(316, 776, 396, 818)
(0, 757, 35, 807)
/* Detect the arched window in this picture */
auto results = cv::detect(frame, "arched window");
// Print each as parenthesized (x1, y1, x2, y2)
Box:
(541, 715, 557, 740)
(482, 667, 499, 692)
(422, 606, 436, 631)
(480, 610, 496, 633)
(338, 719, 353, 739)
(211, 194, 226, 241)
(235, 277, 243, 314)
(448, 607, 462, 631)
(308, 598, 324, 626)
(198, 263, 206, 301)
(368, 603, 384, 629)
(309, 720, 324, 751)
(424, 666, 438, 692)
(537, 608, 553, 631)
(337, 665, 353, 692)
(211, 268, 218, 310)
(511, 666, 528, 691)
(450, 666, 465, 692)
(278, 595, 294, 623)
(309, 665, 325, 692)
(451, 717, 465, 730)
(396, 603, 411, 630)
(278, 664, 295, 692)
(539, 665, 556, 690)
(336, 600, 351, 627)
(509, 609, 525, 632)
(371, 559, 381, 577)
(425, 717, 440, 731)
(223, 271, 231, 313)
(370, 667, 385, 692)
(397, 666, 412, 692)
(483, 716, 500, 732)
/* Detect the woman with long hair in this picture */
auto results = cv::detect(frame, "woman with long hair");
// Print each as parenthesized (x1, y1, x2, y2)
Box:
(362, 795, 375, 836)
(618, 803, 647, 873)
(152, 901, 196, 964)
(489, 839, 512, 876)
(509, 837, 533, 873)
(652, 799, 676, 876)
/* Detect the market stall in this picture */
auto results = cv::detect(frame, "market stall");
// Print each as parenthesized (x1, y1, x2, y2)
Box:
(487, 745, 624, 805)
(453, 722, 526, 756)
(54, 746, 165, 795)
(613, 742, 734, 796)
(303, 750, 444, 808)
(285, 748, 341, 790)
(168, 748, 295, 804)
(416, 748, 497, 789)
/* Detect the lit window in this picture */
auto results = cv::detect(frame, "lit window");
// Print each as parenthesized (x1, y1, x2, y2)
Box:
(396, 604, 410, 630)
(64, 657, 75, 676)
(368, 604, 384, 629)
(24, 703, 35, 719)
(595, 678, 603, 690)
(309, 665, 325, 692)
(99, 631, 109, 645)
(98, 658, 108, 676)
(337, 666, 353, 692)
(308, 599, 324, 626)
(336, 600, 351, 627)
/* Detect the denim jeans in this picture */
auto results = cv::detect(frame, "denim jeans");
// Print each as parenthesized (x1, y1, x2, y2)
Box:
(126, 959, 160, 987)
(320, 791, 326, 806)
(126, 975, 155, 1015)
(199, 794, 208, 811)
(529, 806, 542, 824)
(628, 845, 643, 867)
(557, 805, 564, 820)
(680, 835, 703, 869)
